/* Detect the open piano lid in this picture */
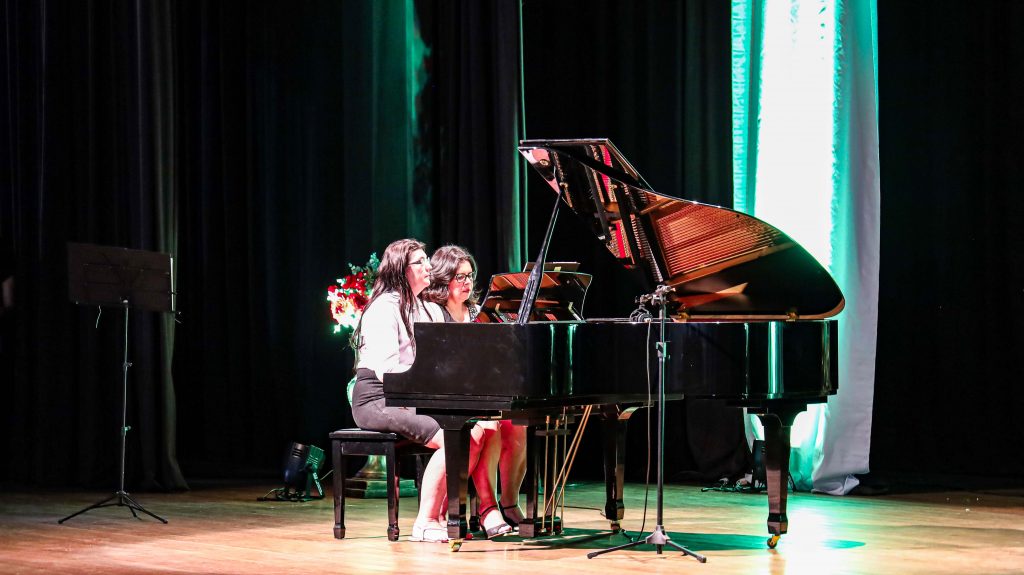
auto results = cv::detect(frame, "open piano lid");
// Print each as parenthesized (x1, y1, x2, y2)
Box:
(518, 138, 845, 320)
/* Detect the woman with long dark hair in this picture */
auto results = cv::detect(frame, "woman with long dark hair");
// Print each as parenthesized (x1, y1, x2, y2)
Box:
(351, 238, 487, 542)
(423, 245, 527, 533)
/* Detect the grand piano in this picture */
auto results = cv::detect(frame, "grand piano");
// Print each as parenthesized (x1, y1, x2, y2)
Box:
(386, 138, 843, 548)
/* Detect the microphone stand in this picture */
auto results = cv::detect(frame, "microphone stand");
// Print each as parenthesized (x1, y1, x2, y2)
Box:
(587, 285, 705, 562)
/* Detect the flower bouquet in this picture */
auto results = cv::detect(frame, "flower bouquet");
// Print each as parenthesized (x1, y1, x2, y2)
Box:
(327, 253, 379, 335)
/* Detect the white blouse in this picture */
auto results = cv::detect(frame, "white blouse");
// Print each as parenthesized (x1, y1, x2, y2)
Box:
(355, 292, 444, 381)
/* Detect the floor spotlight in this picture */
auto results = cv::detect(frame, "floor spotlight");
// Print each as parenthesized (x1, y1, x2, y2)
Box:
(258, 442, 325, 502)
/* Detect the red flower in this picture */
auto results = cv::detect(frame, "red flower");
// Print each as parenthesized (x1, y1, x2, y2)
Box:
(353, 293, 368, 310)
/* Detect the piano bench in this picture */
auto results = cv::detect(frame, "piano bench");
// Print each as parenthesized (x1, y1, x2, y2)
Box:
(329, 428, 435, 541)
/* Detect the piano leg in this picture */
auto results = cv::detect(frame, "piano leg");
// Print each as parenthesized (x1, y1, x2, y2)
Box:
(754, 404, 804, 548)
(435, 416, 473, 541)
(600, 405, 640, 532)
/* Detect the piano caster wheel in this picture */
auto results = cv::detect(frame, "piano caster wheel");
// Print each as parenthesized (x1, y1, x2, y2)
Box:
(609, 521, 621, 533)
(449, 539, 463, 552)
(767, 535, 781, 549)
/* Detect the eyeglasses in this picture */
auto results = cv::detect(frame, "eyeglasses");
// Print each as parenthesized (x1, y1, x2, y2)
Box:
(453, 272, 476, 283)
(407, 257, 428, 267)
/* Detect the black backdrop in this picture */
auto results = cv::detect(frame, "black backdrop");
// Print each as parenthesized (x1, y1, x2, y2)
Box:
(2, 0, 1023, 490)
(0, 0, 529, 487)
(873, 1, 1024, 481)
(1, 0, 185, 488)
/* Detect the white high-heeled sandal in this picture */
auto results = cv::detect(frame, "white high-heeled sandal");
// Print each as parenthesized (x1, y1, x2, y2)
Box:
(410, 522, 450, 543)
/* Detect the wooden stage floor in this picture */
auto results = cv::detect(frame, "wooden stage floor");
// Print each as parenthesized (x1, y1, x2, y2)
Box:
(1, 480, 1021, 574)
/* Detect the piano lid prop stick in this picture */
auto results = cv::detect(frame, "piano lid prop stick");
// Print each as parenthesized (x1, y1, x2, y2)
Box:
(516, 179, 566, 324)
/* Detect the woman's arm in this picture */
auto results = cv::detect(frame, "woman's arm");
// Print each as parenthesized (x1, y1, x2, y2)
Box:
(358, 296, 403, 380)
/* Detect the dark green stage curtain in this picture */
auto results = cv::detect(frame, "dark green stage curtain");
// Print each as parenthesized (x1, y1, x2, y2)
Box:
(421, 0, 525, 279)
(171, 0, 526, 476)
(0, 0, 186, 489)
(172, 0, 367, 476)
(520, 0, 745, 483)
(2, 0, 747, 486)
(1, 0, 529, 483)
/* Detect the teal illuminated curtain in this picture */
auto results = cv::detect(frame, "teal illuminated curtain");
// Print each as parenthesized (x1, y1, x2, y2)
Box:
(732, 0, 880, 494)
(343, 0, 432, 249)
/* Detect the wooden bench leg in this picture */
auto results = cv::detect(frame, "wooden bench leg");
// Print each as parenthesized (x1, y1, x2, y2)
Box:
(330, 434, 429, 542)
(386, 444, 399, 541)
(332, 440, 347, 539)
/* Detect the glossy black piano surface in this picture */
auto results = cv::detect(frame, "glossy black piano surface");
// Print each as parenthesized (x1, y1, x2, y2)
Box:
(383, 138, 844, 546)
(387, 319, 836, 410)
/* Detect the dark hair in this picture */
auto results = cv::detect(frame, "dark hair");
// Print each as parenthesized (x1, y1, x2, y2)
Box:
(421, 245, 479, 308)
(351, 238, 426, 351)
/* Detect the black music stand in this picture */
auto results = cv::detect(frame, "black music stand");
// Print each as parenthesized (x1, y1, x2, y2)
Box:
(587, 285, 706, 562)
(59, 243, 174, 524)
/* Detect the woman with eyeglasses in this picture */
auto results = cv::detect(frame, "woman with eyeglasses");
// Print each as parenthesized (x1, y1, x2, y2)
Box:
(351, 238, 489, 543)
(423, 245, 528, 536)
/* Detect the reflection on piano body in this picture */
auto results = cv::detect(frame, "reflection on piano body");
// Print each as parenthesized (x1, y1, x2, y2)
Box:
(386, 138, 843, 545)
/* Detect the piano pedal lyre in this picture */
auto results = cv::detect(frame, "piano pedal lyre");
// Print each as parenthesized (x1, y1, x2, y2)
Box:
(535, 406, 594, 536)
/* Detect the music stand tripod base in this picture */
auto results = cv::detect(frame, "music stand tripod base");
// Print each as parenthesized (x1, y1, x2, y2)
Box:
(59, 490, 167, 524)
(60, 244, 174, 524)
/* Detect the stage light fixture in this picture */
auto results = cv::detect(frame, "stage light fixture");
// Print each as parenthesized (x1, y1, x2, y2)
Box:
(259, 442, 325, 502)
